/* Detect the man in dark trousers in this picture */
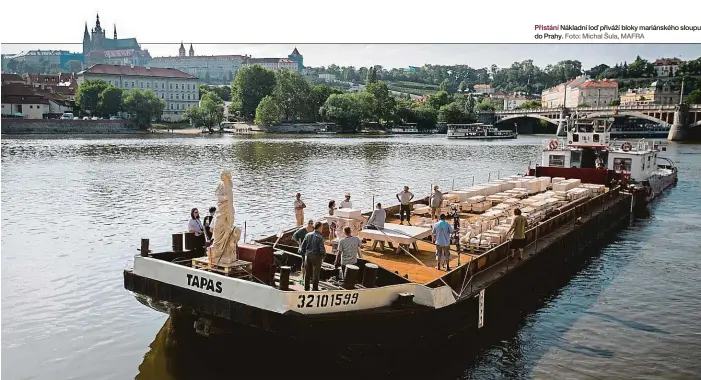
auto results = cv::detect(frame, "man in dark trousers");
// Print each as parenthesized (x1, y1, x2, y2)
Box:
(299, 222, 327, 291)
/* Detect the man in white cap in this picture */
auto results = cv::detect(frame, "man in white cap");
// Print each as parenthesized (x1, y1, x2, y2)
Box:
(340, 192, 352, 209)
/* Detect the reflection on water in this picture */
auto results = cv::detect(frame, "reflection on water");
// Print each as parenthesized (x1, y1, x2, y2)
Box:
(2, 134, 701, 380)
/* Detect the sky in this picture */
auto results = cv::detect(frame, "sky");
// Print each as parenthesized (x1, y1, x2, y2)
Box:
(0, 3, 698, 70)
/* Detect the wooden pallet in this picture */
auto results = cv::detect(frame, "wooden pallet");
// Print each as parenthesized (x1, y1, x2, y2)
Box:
(191, 256, 252, 277)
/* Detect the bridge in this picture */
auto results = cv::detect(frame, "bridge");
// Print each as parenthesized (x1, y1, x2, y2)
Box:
(485, 104, 701, 141)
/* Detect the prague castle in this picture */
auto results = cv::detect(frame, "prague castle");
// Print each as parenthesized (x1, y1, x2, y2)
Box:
(82, 13, 151, 67)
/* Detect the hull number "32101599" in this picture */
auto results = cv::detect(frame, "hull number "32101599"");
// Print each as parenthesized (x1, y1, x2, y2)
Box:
(297, 293, 359, 309)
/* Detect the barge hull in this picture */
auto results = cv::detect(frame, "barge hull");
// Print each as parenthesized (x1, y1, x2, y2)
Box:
(125, 190, 634, 348)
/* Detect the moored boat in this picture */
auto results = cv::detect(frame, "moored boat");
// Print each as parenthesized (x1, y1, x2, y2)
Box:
(446, 123, 517, 139)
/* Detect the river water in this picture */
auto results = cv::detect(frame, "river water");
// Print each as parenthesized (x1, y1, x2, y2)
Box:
(2, 134, 700, 380)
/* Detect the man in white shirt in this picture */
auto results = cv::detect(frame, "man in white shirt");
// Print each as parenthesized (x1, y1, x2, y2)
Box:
(396, 186, 414, 225)
(339, 192, 352, 209)
(334, 227, 363, 278)
(294, 193, 306, 226)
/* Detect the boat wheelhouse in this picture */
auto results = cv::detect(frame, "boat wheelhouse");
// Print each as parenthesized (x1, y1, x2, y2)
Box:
(390, 123, 420, 134)
(446, 123, 517, 139)
(534, 116, 677, 203)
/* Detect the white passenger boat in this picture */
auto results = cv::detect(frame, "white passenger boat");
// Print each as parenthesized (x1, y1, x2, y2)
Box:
(446, 123, 517, 139)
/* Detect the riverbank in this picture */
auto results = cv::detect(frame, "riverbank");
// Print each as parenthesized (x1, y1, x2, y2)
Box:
(1, 118, 142, 135)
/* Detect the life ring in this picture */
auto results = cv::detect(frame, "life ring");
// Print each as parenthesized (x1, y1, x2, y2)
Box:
(621, 142, 632, 152)
(549, 140, 559, 150)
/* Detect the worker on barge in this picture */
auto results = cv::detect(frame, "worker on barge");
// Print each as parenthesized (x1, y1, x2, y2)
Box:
(294, 193, 306, 226)
(508, 208, 528, 260)
(397, 186, 415, 225)
(300, 221, 327, 291)
(334, 226, 363, 279)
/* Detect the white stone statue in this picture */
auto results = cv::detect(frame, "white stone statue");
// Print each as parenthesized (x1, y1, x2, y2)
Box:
(210, 170, 241, 265)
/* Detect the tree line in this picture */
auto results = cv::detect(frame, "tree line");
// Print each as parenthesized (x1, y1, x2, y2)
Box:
(75, 79, 165, 129)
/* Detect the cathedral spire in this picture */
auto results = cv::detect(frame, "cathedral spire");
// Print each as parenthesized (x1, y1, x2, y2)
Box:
(189, 43, 194, 57)
(83, 22, 90, 39)
(95, 13, 101, 31)
(113, 24, 117, 39)
(179, 42, 186, 57)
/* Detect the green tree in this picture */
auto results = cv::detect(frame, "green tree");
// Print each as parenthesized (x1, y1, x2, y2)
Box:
(475, 97, 503, 112)
(609, 99, 621, 106)
(428, 90, 451, 110)
(199, 92, 225, 130)
(123, 89, 165, 130)
(514, 100, 542, 110)
(438, 102, 465, 123)
(320, 92, 374, 130)
(183, 105, 206, 127)
(273, 70, 311, 121)
(230, 65, 277, 121)
(98, 85, 124, 117)
(75, 79, 109, 115)
(309, 84, 343, 121)
(458, 81, 467, 92)
(200, 84, 231, 102)
(365, 81, 397, 124)
(254, 95, 283, 126)
(366, 67, 377, 84)
(685, 89, 701, 105)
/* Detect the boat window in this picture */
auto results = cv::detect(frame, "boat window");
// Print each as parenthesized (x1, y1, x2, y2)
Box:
(571, 150, 582, 167)
(613, 157, 632, 172)
(572, 133, 579, 142)
(549, 154, 566, 167)
(593, 134, 600, 142)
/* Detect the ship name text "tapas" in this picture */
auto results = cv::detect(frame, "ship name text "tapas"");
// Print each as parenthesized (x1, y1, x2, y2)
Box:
(186, 273, 223, 294)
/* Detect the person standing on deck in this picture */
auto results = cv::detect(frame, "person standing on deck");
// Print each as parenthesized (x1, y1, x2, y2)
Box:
(294, 193, 306, 226)
(334, 227, 363, 278)
(430, 186, 443, 221)
(339, 192, 352, 209)
(508, 208, 528, 260)
(432, 214, 454, 271)
(328, 200, 338, 241)
(300, 222, 327, 291)
(203, 206, 216, 242)
(396, 186, 414, 225)
(187, 208, 206, 247)
(293, 220, 315, 272)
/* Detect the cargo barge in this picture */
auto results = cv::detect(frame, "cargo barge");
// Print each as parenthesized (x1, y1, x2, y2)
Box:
(123, 119, 676, 349)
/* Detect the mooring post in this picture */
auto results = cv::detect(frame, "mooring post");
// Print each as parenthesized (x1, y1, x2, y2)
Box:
(172, 233, 183, 252)
(362, 263, 379, 288)
(279, 266, 291, 290)
(184, 232, 196, 250)
(140, 238, 150, 257)
(343, 264, 359, 289)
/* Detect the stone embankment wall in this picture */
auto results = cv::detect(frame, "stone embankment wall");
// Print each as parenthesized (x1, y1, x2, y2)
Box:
(1, 119, 144, 134)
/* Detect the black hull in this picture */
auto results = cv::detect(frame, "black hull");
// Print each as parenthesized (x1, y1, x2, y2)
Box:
(124, 191, 634, 350)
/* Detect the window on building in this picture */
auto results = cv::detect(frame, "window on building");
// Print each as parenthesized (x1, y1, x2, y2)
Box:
(140, 82, 143, 88)
(170, 83, 172, 89)
(548, 154, 566, 167)
(176, 94, 179, 99)
(187, 94, 190, 100)
(132, 81, 135, 87)
(170, 104, 173, 110)
(175, 84, 179, 89)
(161, 93, 164, 99)
(170, 94, 173, 99)
(147, 83, 150, 88)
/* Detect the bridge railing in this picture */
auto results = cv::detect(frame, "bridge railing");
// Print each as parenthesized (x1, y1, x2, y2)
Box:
(490, 104, 697, 115)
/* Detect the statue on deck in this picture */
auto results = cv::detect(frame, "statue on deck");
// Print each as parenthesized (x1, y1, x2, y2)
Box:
(210, 170, 241, 264)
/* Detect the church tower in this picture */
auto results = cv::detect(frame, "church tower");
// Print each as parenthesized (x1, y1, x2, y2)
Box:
(82, 22, 91, 55)
(288, 47, 303, 73)
(189, 43, 194, 57)
(91, 13, 105, 50)
(179, 42, 186, 57)
(113, 24, 117, 39)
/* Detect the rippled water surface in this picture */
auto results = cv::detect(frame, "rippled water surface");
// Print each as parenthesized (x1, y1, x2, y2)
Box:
(2, 134, 700, 380)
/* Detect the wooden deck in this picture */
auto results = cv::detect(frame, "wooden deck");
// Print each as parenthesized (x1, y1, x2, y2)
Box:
(326, 213, 479, 284)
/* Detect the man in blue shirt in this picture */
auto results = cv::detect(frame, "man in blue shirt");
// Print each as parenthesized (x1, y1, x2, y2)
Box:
(299, 222, 327, 291)
(432, 214, 454, 271)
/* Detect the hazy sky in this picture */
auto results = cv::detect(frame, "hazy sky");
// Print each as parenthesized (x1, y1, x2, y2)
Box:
(4, 43, 697, 71)
(1, 4, 698, 69)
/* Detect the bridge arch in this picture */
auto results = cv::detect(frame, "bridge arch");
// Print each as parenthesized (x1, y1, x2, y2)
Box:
(585, 111, 669, 127)
(495, 114, 559, 126)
